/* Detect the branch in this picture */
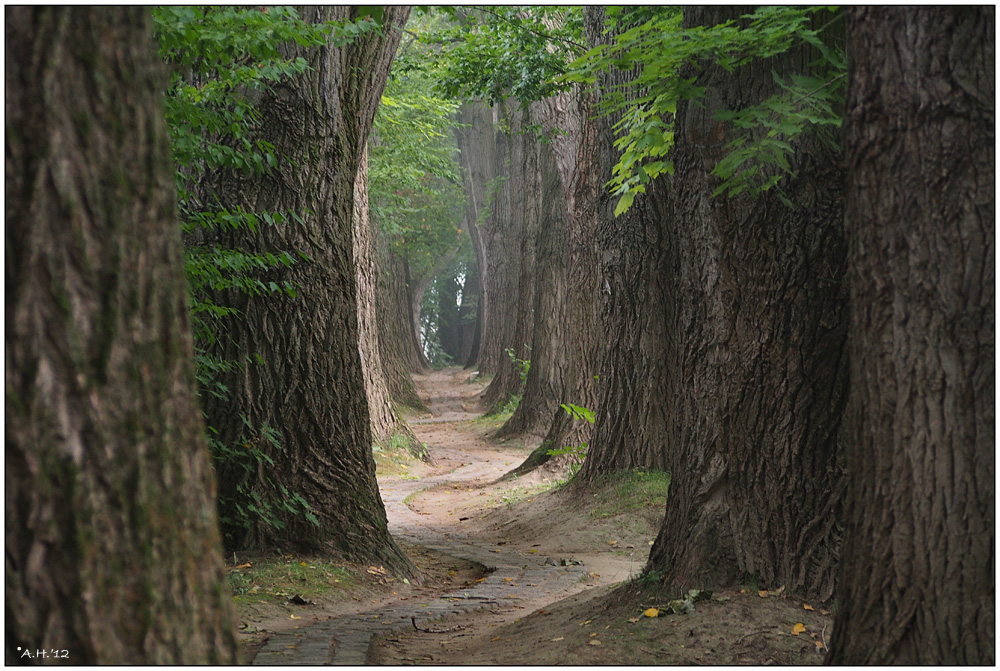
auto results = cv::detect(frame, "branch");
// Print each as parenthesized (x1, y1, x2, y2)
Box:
(411, 617, 466, 634)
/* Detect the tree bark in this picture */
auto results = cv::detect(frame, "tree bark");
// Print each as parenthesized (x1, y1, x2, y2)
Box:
(201, 6, 415, 575)
(483, 105, 537, 413)
(454, 102, 496, 371)
(5, 7, 237, 663)
(515, 88, 602, 472)
(477, 104, 519, 379)
(376, 243, 430, 412)
(584, 7, 850, 602)
(354, 146, 423, 454)
(499, 96, 577, 439)
(828, 7, 994, 664)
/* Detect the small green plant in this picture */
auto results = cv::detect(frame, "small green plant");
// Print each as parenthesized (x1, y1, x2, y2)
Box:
(546, 402, 595, 479)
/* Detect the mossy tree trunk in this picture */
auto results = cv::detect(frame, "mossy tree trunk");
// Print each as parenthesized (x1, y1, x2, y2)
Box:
(5, 7, 237, 663)
(828, 7, 994, 664)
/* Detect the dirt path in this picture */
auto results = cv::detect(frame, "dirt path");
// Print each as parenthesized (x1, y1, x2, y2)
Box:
(251, 368, 643, 664)
(251, 368, 831, 665)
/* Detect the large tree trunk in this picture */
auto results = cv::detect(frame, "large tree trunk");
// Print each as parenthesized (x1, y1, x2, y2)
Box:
(580, 7, 674, 477)
(354, 147, 423, 454)
(828, 7, 994, 664)
(477, 104, 519, 379)
(499, 96, 578, 439)
(483, 105, 538, 413)
(585, 7, 851, 602)
(515, 89, 602, 472)
(5, 7, 237, 663)
(201, 6, 414, 575)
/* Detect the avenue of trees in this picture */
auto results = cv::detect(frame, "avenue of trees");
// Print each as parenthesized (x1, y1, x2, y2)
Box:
(6, 5, 993, 665)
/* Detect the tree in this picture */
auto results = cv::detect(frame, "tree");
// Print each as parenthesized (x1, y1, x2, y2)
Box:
(199, 6, 415, 573)
(354, 147, 424, 455)
(828, 7, 994, 664)
(581, 6, 850, 601)
(5, 7, 237, 663)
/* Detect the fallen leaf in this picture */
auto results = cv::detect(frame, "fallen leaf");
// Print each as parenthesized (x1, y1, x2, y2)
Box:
(300, 562, 308, 567)
(234, 562, 252, 569)
(820, 609, 832, 616)
(289, 614, 301, 620)
(628, 617, 640, 623)
(758, 590, 769, 598)
(491, 637, 501, 642)
(608, 539, 619, 546)
(792, 622, 807, 635)
(803, 603, 815, 611)
(589, 640, 601, 646)
(589, 632, 598, 637)
(549, 637, 564, 642)
(643, 608, 659, 618)
(814, 640, 825, 650)
(475, 577, 487, 583)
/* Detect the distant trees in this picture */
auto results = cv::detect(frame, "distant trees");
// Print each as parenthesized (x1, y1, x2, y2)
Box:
(5, 7, 236, 663)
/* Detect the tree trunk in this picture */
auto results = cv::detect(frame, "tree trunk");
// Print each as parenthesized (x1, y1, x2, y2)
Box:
(499, 97, 577, 439)
(828, 7, 994, 664)
(354, 147, 423, 454)
(376, 243, 429, 412)
(515, 89, 602, 472)
(585, 7, 851, 602)
(5, 7, 237, 663)
(201, 6, 415, 575)
(477, 104, 519, 379)
(436, 266, 464, 363)
(454, 102, 498, 373)
(580, 6, 674, 477)
(483, 105, 539, 413)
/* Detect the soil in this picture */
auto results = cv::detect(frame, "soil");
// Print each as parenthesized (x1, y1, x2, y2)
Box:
(240, 367, 833, 664)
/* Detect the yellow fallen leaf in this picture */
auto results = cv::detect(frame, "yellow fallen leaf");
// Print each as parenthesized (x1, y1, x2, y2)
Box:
(491, 637, 501, 642)
(549, 637, 564, 642)
(476, 577, 487, 582)
(300, 562, 308, 567)
(643, 608, 659, 618)
(792, 622, 806, 635)
(234, 562, 252, 569)
(758, 590, 769, 598)
(589, 632, 598, 637)
(628, 617, 640, 623)
(589, 640, 601, 646)
(607, 539, 619, 546)
(814, 640, 825, 650)
(504, 577, 513, 581)
(290, 614, 301, 620)
(820, 609, 831, 616)
(803, 603, 815, 611)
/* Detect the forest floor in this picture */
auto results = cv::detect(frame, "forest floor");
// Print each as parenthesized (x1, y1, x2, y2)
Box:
(234, 367, 833, 665)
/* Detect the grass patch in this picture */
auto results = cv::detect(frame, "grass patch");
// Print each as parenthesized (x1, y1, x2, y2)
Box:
(488, 481, 556, 509)
(373, 429, 427, 476)
(588, 469, 671, 519)
(226, 555, 355, 605)
(470, 408, 514, 430)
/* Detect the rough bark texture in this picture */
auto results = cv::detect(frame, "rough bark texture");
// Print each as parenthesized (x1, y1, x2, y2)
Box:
(828, 7, 994, 664)
(500, 96, 579, 439)
(516, 88, 601, 471)
(353, 147, 422, 454)
(5, 7, 237, 663)
(375, 243, 429, 412)
(477, 104, 519, 379)
(202, 6, 414, 575)
(581, 6, 673, 477)
(584, 7, 850, 602)
(484, 106, 538, 413)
